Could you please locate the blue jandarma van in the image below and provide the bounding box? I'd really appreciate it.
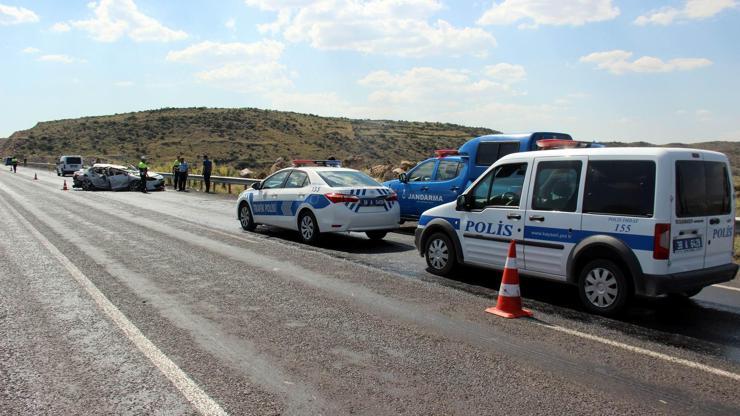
[384,132,600,221]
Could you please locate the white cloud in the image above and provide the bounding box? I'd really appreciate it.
[580,50,712,74]
[114,80,135,87]
[477,0,619,28]
[225,17,236,30]
[0,3,39,25]
[245,0,496,58]
[696,109,712,121]
[167,40,292,93]
[65,0,187,42]
[50,22,71,32]
[484,63,526,83]
[635,0,737,26]
[37,54,80,64]
[22,46,40,54]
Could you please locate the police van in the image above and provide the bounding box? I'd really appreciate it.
[384,132,600,221]
[56,155,84,176]
[414,147,738,315]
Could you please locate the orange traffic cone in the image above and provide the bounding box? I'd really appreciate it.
[62,180,68,191]
[485,241,533,319]
[34,173,38,180]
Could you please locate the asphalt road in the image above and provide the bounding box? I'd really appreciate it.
[1,166,739,415]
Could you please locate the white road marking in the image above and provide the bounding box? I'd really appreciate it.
[713,284,740,293]
[534,321,740,382]
[1,197,229,416]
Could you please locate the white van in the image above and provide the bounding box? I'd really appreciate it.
[415,147,737,315]
[56,155,83,176]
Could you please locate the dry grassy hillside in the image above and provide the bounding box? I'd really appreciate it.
[0,107,496,175]
[604,141,740,178]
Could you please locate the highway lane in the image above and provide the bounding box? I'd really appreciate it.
[1,167,739,415]
[18,167,740,360]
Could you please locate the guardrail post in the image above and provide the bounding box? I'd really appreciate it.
[228,183,231,194]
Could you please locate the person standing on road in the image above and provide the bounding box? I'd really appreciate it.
[177,157,189,191]
[202,155,213,193]
[11,156,18,173]
[138,156,149,194]
[172,156,181,190]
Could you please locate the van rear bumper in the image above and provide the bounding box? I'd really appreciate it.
[640,263,738,296]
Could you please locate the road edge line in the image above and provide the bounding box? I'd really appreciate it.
[0,196,229,416]
[534,321,740,382]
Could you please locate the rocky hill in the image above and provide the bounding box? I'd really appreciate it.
[0,107,497,175]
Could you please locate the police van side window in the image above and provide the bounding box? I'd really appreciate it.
[284,171,309,188]
[476,142,520,166]
[435,160,462,181]
[469,163,527,209]
[409,160,435,182]
[583,161,655,217]
[532,161,582,212]
[262,170,290,189]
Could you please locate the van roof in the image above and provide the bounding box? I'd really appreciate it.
[498,147,728,161]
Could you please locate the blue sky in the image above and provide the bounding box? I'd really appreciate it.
[1,0,739,143]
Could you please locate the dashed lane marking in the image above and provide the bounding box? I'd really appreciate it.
[534,321,740,382]
[0,195,229,416]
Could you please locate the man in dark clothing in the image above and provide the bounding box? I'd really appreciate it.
[11,156,18,173]
[177,157,188,191]
[202,155,213,193]
[138,156,149,193]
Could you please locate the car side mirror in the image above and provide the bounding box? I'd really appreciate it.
[398,172,408,183]
[251,182,262,190]
[456,194,472,211]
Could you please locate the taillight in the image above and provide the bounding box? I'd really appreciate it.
[386,192,398,201]
[653,223,671,260]
[325,193,360,203]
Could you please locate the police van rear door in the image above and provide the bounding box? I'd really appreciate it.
[674,153,734,270]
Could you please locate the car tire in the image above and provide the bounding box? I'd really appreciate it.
[297,210,320,244]
[129,181,139,191]
[81,181,90,191]
[238,202,256,231]
[366,231,387,241]
[578,259,631,316]
[424,232,457,276]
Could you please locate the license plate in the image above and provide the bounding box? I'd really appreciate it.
[359,199,386,207]
[673,237,702,252]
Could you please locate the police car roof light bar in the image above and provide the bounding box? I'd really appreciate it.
[536,139,593,150]
[292,159,342,167]
[434,149,466,158]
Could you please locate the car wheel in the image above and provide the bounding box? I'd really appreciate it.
[57,170,61,177]
[366,231,387,241]
[238,202,256,231]
[81,181,90,191]
[424,232,456,276]
[578,259,630,316]
[129,181,139,191]
[297,211,320,244]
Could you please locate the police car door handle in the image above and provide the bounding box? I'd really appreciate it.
[507,213,521,220]
[420,186,429,191]
[450,186,460,191]
[709,218,720,225]
[529,215,545,222]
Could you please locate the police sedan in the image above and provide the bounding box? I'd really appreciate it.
[236,160,400,243]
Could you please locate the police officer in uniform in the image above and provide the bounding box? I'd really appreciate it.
[172,156,181,190]
[11,156,18,173]
[138,156,149,193]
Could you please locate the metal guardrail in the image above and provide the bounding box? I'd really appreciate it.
[22,162,260,193]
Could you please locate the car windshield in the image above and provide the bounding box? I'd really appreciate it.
[318,171,380,187]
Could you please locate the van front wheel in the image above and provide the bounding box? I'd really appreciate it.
[424,232,457,276]
[578,259,630,316]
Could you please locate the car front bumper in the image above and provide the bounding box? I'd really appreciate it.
[640,263,738,296]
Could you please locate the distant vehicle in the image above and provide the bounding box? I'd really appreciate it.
[236,160,400,244]
[4,157,11,166]
[415,147,737,315]
[384,132,603,221]
[56,155,84,176]
[73,163,165,191]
